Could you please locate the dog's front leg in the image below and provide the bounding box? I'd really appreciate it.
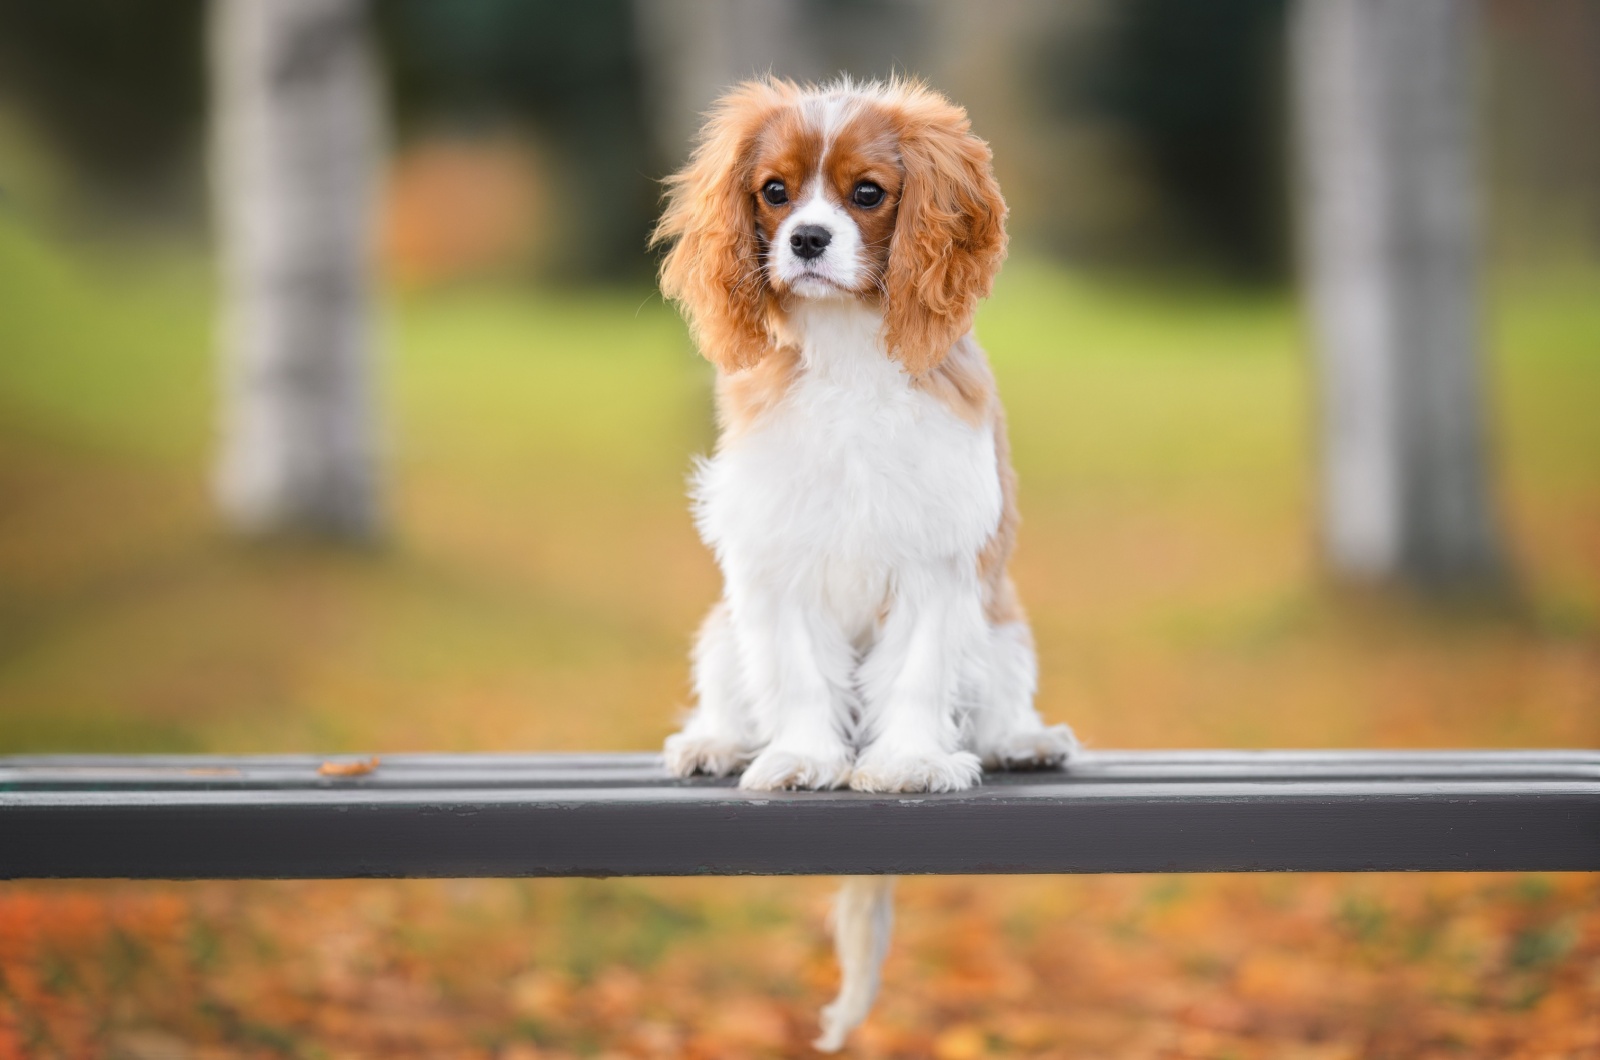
[851,561,985,793]
[732,584,855,791]
[664,602,756,777]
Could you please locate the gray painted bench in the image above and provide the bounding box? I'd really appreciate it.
[4,749,1597,878]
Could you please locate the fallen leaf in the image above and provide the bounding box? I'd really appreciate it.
[319,757,381,777]
[933,1023,988,1060]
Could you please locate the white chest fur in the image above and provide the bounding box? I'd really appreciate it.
[693,302,1001,638]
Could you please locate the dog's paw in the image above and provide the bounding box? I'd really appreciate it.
[663,731,753,778]
[979,723,1079,772]
[850,748,982,793]
[738,747,853,791]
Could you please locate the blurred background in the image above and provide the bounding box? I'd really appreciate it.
[0,1,1596,1057]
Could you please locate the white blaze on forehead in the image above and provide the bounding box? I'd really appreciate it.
[801,87,857,152]
[818,93,853,150]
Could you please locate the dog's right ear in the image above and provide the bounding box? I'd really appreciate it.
[881,82,1008,378]
[652,80,793,373]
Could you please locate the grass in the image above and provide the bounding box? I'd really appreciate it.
[0,212,1597,1057]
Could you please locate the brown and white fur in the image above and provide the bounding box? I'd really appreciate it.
[651,77,1076,1050]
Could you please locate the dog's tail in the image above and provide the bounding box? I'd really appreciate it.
[814,874,896,1052]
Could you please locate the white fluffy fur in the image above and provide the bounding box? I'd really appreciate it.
[681,296,1013,792]
[665,292,1077,793]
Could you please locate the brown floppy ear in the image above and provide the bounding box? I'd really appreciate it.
[651,80,792,372]
[882,87,1008,376]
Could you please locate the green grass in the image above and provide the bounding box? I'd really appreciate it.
[0,211,1596,758]
[0,221,213,462]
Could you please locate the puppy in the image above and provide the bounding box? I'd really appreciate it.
[651,77,1076,1050]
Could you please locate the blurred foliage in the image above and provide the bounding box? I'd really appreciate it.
[3,874,1598,1058]
[376,0,657,280]
[0,0,1300,283]
[1038,0,1289,280]
[0,0,205,218]
[2,0,1586,286]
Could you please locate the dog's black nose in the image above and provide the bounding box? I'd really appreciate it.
[790,224,832,260]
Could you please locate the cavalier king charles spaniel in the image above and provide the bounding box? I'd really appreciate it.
[651,76,1076,1050]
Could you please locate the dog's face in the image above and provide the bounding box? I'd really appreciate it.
[749,103,902,301]
[652,78,1007,376]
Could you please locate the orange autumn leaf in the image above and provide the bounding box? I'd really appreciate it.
[932,1023,989,1060]
[318,756,380,777]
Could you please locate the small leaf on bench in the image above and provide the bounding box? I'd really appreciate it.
[318,756,380,777]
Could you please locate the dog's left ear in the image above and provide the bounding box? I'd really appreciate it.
[652,79,794,373]
[882,90,1008,377]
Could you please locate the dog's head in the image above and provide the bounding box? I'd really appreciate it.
[652,77,1007,376]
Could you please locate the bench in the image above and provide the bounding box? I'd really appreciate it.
[3,749,1596,878]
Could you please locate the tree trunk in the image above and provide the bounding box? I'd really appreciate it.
[210,0,381,539]
[1291,0,1501,588]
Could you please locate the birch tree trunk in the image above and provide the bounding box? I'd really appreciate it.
[210,0,381,539]
[1291,0,1501,588]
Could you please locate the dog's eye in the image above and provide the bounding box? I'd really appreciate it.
[761,180,788,206]
[852,181,884,208]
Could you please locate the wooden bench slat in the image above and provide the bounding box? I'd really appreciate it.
[2,750,1596,879]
